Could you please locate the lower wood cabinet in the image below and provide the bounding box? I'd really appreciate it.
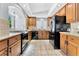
[0,34,21,56]
[60,32,79,56]
[38,31,42,39]
[67,41,77,56]
[9,40,21,56]
[38,31,49,39]
[0,40,7,56]
[0,49,7,56]
[60,33,67,54]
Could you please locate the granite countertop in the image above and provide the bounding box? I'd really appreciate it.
[60,32,79,37]
[0,33,21,41]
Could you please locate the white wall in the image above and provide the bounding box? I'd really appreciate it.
[0,4,9,36]
[9,6,27,31]
[15,12,26,31]
[36,18,47,30]
[0,3,8,19]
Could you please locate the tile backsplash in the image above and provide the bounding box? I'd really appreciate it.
[0,18,9,37]
[71,22,79,33]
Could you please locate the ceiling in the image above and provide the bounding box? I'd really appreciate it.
[9,3,67,18]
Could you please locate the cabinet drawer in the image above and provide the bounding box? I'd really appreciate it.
[0,40,7,51]
[68,35,79,45]
[9,40,21,56]
[9,35,20,46]
[68,41,77,56]
[0,49,7,56]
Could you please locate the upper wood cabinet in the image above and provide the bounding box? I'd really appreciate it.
[56,7,66,16]
[66,3,76,23]
[76,3,79,22]
[47,17,52,26]
[28,17,36,27]
[66,3,79,23]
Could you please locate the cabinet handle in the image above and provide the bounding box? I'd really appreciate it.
[71,38,74,40]
[9,48,11,53]
[65,40,68,45]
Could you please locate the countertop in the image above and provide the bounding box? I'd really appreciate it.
[60,32,79,37]
[0,33,21,41]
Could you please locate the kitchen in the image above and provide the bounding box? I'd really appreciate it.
[0,3,79,56]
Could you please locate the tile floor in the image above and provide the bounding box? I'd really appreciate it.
[21,40,65,56]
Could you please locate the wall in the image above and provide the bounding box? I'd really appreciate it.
[0,3,8,19]
[71,22,79,33]
[0,4,9,36]
[9,6,27,31]
[36,18,48,30]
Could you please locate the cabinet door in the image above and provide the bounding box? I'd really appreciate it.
[67,41,77,56]
[28,17,36,26]
[0,49,7,56]
[66,3,76,23]
[60,33,67,54]
[38,31,43,39]
[42,31,47,39]
[9,40,21,56]
[76,3,79,22]
[0,40,7,56]
[46,31,49,39]
[56,7,66,16]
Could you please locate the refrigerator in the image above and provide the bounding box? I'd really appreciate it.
[54,16,70,49]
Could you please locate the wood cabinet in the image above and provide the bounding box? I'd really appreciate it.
[47,17,52,26]
[9,40,21,56]
[8,35,21,56]
[0,49,7,56]
[0,40,7,56]
[67,41,77,56]
[28,17,36,29]
[56,7,66,16]
[43,31,49,39]
[0,34,21,56]
[66,3,76,23]
[28,31,32,41]
[75,3,79,22]
[60,32,79,56]
[38,31,42,39]
[66,3,79,23]
[60,33,67,54]
[67,35,79,56]
[38,31,49,39]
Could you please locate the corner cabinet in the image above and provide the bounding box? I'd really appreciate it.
[56,7,66,16]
